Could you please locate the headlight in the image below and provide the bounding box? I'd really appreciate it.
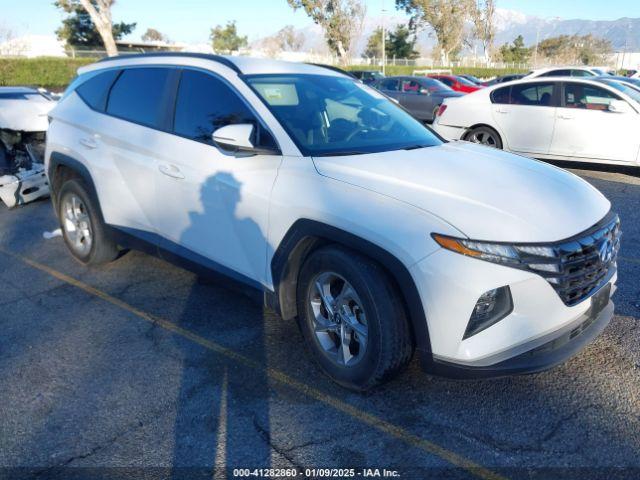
[431,233,556,270]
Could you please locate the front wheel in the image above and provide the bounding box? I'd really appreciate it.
[296,246,414,391]
[464,126,503,149]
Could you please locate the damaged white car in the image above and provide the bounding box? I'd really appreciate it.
[0,87,54,208]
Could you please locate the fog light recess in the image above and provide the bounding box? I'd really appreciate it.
[463,286,513,339]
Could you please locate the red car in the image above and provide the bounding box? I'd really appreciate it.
[428,75,484,94]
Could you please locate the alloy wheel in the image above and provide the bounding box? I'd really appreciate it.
[62,194,93,257]
[308,272,368,367]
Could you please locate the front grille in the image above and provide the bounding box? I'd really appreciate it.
[514,212,621,306]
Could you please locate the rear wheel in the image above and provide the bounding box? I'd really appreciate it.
[465,126,503,149]
[296,246,414,391]
[58,178,118,265]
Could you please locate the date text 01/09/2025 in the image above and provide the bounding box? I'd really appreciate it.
[232,468,401,477]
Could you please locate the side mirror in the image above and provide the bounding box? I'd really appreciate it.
[212,124,256,152]
[608,100,633,114]
[419,87,430,95]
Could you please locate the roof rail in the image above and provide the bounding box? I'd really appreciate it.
[306,63,357,79]
[97,52,242,74]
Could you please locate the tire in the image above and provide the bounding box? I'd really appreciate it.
[57,178,118,265]
[296,245,414,391]
[464,126,503,149]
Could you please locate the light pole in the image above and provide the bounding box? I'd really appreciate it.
[381,0,386,75]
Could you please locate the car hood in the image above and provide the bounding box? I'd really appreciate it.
[0,98,54,132]
[312,142,610,243]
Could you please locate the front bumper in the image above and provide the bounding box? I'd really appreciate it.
[410,247,616,378]
[421,295,614,379]
[0,165,50,208]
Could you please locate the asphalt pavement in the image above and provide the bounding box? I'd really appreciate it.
[0,162,639,480]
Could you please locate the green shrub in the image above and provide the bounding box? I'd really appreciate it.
[0,57,96,90]
[344,65,529,79]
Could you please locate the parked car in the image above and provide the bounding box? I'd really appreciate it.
[482,74,525,86]
[525,66,610,78]
[434,77,640,166]
[350,70,385,85]
[0,86,53,208]
[595,75,640,92]
[428,74,484,93]
[374,76,463,122]
[458,74,484,85]
[46,54,620,390]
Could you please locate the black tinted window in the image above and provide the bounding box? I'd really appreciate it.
[379,79,399,91]
[571,69,594,77]
[107,68,174,128]
[541,69,570,77]
[491,86,511,104]
[510,83,555,106]
[174,70,276,149]
[76,69,120,111]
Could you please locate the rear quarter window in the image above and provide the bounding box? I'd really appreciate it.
[76,69,120,112]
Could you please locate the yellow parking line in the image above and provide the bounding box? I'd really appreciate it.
[6,250,505,480]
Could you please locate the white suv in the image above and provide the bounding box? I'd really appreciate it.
[45,54,620,390]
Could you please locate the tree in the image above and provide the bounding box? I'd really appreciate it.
[210,21,248,54]
[55,0,135,56]
[499,35,530,63]
[363,27,383,58]
[260,25,304,57]
[396,0,474,65]
[535,34,612,65]
[387,25,419,59]
[141,28,168,43]
[470,0,495,61]
[287,0,366,64]
[276,25,304,51]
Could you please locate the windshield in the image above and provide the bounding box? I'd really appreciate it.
[599,80,640,104]
[421,78,452,92]
[246,74,442,157]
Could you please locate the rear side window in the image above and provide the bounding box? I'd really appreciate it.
[491,83,555,106]
[511,83,555,106]
[76,69,120,112]
[173,69,276,149]
[106,68,174,129]
[541,69,570,77]
[491,86,511,104]
[379,79,399,91]
[439,77,454,87]
[571,69,594,77]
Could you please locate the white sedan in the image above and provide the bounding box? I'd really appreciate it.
[433,77,640,166]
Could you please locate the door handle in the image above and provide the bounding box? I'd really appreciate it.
[558,114,574,120]
[495,108,508,114]
[79,137,98,149]
[158,163,185,179]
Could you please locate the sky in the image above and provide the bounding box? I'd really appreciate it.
[1,0,640,45]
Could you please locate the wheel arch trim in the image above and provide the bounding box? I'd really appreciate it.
[48,151,103,220]
[270,219,432,357]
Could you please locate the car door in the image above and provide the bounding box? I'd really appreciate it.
[490,81,558,155]
[152,68,282,285]
[95,66,179,234]
[549,82,639,162]
[398,79,432,120]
